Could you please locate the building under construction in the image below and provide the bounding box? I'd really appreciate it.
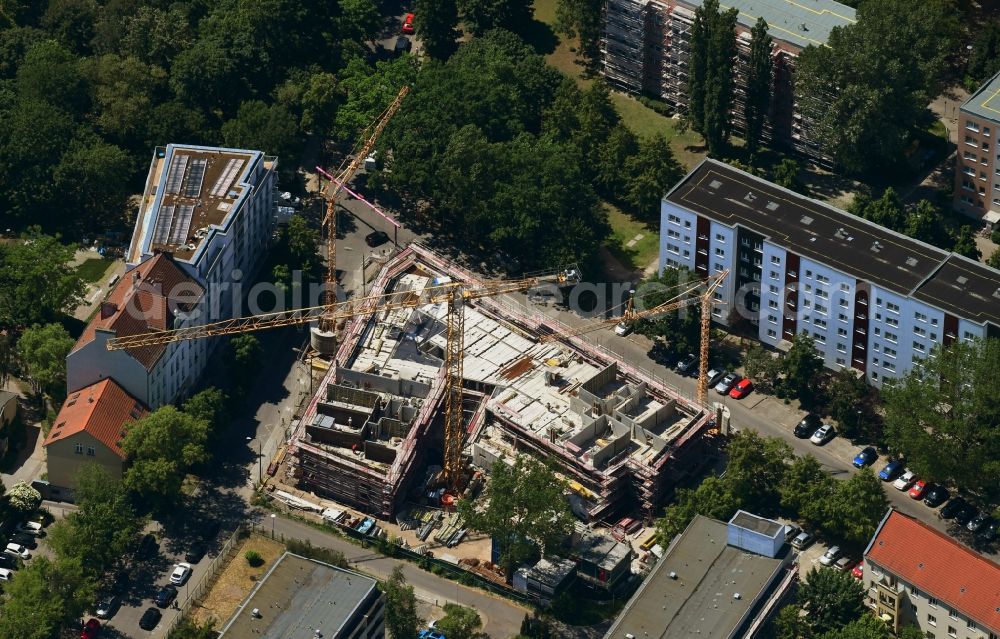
[288,245,715,522]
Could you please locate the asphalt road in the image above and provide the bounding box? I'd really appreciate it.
[265,515,530,638]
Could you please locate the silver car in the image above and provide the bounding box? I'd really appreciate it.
[715,372,740,394]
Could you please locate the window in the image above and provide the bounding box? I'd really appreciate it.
[768,285,779,294]
[947,627,956,638]
[948,609,958,620]
[816,289,829,299]
[913,341,925,352]
[770,271,780,280]
[714,262,724,272]
[816,274,830,284]
[928,597,938,608]
[885,347,897,357]
[914,326,926,337]
[839,298,849,307]
[928,615,937,626]
[967,620,977,630]
[965,135,977,146]
[768,315,778,324]
[87,446,96,457]
[715,247,725,256]
[668,214,681,224]
[885,331,898,343]
[839,283,850,292]
[684,220,691,228]
[886,301,900,313]
[838,328,848,337]
[967,120,980,132]
[931,318,938,326]
[768,300,779,310]
[805,269,813,278]
[837,343,847,353]
[668,229,681,239]
[815,318,827,328]
[876,298,883,307]
[886,317,899,327]
[75,444,84,455]
[767,329,777,338]
[839,313,849,323]
[771,255,781,264]
[715,233,726,242]
[963,331,976,341]
[813,332,825,342]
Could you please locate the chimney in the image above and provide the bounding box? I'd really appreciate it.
[100,301,118,319]
[132,271,140,290]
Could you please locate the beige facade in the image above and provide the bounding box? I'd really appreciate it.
[45,431,124,490]
[955,71,1000,223]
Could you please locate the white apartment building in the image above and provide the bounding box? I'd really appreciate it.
[659,159,1000,386]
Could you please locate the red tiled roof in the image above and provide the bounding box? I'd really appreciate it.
[42,379,147,458]
[866,510,1000,632]
[72,254,203,370]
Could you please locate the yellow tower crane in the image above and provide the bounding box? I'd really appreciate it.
[317,85,409,332]
[540,269,728,404]
[106,267,580,490]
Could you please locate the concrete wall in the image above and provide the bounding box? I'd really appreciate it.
[67,331,151,405]
[45,432,123,490]
[337,368,432,399]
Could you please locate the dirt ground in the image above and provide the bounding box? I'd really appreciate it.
[190,535,287,627]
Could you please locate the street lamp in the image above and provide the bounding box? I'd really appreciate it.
[247,436,261,485]
[270,513,276,539]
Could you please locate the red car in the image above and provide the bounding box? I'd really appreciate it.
[401,13,414,34]
[81,618,101,639]
[729,378,754,399]
[908,480,928,499]
[850,561,864,580]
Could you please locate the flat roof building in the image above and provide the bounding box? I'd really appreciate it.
[955,71,1000,223]
[220,552,384,639]
[660,159,1000,386]
[604,513,795,639]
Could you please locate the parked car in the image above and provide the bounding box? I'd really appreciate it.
[850,561,864,580]
[393,36,412,55]
[852,446,878,468]
[783,524,800,542]
[834,556,854,572]
[9,533,36,549]
[136,533,157,559]
[95,595,118,619]
[923,485,950,508]
[5,543,30,560]
[365,230,390,247]
[0,568,12,581]
[810,424,835,445]
[955,503,978,526]
[967,513,991,533]
[940,497,969,520]
[0,555,19,570]
[139,607,161,631]
[819,545,841,566]
[790,531,815,550]
[715,373,740,395]
[613,321,633,337]
[794,414,823,439]
[729,378,754,399]
[169,562,192,586]
[908,480,929,500]
[706,368,726,387]
[401,12,414,34]
[418,631,445,639]
[977,520,998,542]
[675,353,698,375]
[81,618,101,639]
[16,521,44,536]
[878,460,905,481]
[154,585,177,608]
[892,470,917,491]
[185,541,207,564]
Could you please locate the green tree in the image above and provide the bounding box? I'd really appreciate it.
[299,72,341,135]
[334,55,417,142]
[822,470,888,546]
[848,189,906,233]
[15,323,74,398]
[183,387,230,437]
[435,603,488,639]
[633,267,701,354]
[987,247,1000,269]
[822,615,891,639]
[895,625,926,639]
[744,18,772,155]
[457,0,532,35]
[655,475,739,542]
[47,464,144,576]
[724,430,791,509]
[86,53,168,147]
[595,125,639,198]
[15,39,88,115]
[796,567,866,636]
[825,369,872,440]
[121,406,210,505]
[0,333,12,386]
[40,0,97,54]
[120,5,194,67]
[0,230,83,329]
[459,455,574,580]
[167,618,218,639]
[967,19,1000,85]
[687,0,711,133]
[772,158,805,194]
[778,454,834,524]
[282,216,322,276]
[743,344,781,393]
[689,1,737,153]
[783,332,823,402]
[222,100,301,165]
[554,0,603,63]
[415,0,459,60]
[0,555,95,639]
[52,139,133,234]
[772,604,812,639]
[904,199,950,248]
[227,334,264,396]
[339,0,381,42]
[951,225,982,261]
[383,566,422,639]
[882,339,1000,498]
[623,133,684,221]
[6,480,41,515]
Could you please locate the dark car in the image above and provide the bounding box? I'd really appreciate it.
[0,555,19,570]
[940,496,969,520]
[878,459,904,481]
[923,485,950,508]
[648,341,674,365]
[675,353,698,376]
[955,503,978,527]
[96,595,118,619]
[136,534,157,559]
[185,540,207,564]
[9,533,37,549]
[154,585,177,608]
[853,447,878,468]
[794,414,823,439]
[978,520,998,542]
[393,36,412,55]
[365,230,389,247]
[967,513,991,533]
[138,607,161,631]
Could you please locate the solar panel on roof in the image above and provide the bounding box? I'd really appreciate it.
[164,155,189,194]
[152,206,175,244]
[168,205,195,245]
[208,158,245,198]
[183,158,207,198]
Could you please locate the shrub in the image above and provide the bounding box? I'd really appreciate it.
[245,550,264,567]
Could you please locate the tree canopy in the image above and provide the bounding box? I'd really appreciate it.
[15,323,74,398]
[121,405,210,506]
[382,566,421,639]
[0,230,83,330]
[0,555,95,639]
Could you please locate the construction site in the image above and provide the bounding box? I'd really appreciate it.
[284,244,716,524]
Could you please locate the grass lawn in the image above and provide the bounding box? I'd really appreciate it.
[75,257,114,283]
[604,203,659,273]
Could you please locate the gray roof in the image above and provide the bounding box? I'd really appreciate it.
[604,515,787,639]
[665,160,1000,327]
[219,552,379,638]
[575,528,632,570]
[679,0,856,49]
[961,70,1000,123]
[730,510,784,537]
